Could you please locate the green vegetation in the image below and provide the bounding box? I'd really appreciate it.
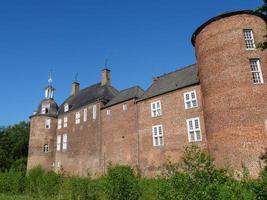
[0,145,266,200]
[256,0,267,50]
[0,121,29,173]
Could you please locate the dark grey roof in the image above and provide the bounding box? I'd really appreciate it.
[58,83,119,114]
[104,86,144,108]
[191,10,267,46]
[139,64,199,101]
[30,98,58,118]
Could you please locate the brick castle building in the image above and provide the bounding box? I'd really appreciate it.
[27,10,267,177]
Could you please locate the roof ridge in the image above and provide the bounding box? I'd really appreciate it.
[155,64,196,79]
[118,85,143,93]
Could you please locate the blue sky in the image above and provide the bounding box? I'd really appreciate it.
[0,0,263,126]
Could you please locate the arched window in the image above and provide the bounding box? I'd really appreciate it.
[43,144,49,153]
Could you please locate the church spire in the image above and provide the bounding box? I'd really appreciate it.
[45,72,55,99]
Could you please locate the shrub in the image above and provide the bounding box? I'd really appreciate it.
[157,145,256,200]
[105,165,141,200]
[0,170,25,194]
[57,176,97,200]
[26,166,61,197]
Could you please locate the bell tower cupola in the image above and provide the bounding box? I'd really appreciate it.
[45,73,55,99]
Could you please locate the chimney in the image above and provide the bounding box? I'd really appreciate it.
[71,82,80,96]
[101,68,111,86]
[153,76,160,83]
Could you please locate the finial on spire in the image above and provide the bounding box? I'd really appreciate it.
[104,58,108,69]
[48,70,53,86]
[45,70,55,99]
[74,73,78,83]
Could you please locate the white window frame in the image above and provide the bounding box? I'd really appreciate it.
[41,107,47,114]
[107,109,111,116]
[243,29,256,49]
[184,90,198,109]
[93,105,97,120]
[64,104,69,112]
[249,59,264,84]
[186,117,202,142]
[45,118,51,129]
[83,108,87,122]
[62,134,67,150]
[57,118,62,129]
[151,101,162,117]
[43,144,49,153]
[41,103,50,114]
[57,135,61,151]
[123,104,127,111]
[152,125,164,146]
[75,112,80,124]
[63,117,68,128]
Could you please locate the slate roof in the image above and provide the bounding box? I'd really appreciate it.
[138,64,199,101]
[104,86,144,108]
[58,83,119,114]
[31,98,58,118]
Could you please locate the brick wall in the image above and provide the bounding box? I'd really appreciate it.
[138,85,207,176]
[195,14,267,176]
[101,99,138,172]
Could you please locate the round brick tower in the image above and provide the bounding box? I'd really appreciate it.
[192,10,267,176]
[27,76,58,171]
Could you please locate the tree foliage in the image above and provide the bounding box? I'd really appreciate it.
[256,0,267,50]
[0,121,30,172]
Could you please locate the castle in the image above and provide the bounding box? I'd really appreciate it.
[27,10,267,177]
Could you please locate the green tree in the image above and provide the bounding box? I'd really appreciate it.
[0,121,30,172]
[256,0,267,49]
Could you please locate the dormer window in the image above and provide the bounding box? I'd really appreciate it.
[41,107,47,114]
[41,103,50,114]
[64,104,69,112]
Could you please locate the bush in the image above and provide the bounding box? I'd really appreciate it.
[157,145,257,200]
[58,176,97,200]
[26,166,61,197]
[0,170,25,194]
[105,165,141,200]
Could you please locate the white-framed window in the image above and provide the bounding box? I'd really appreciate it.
[152,125,164,146]
[57,118,62,129]
[41,103,50,114]
[75,112,80,124]
[93,105,97,120]
[62,134,67,150]
[250,59,264,84]
[63,117,68,128]
[45,118,51,129]
[83,109,87,122]
[57,135,61,151]
[43,144,49,153]
[123,104,127,111]
[107,109,111,116]
[64,104,69,112]
[151,101,161,117]
[41,107,47,114]
[186,117,202,142]
[184,90,198,109]
[243,29,256,49]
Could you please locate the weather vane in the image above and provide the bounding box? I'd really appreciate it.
[48,70,53,86]
[74,73,78,82]
[105,58,108,68]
